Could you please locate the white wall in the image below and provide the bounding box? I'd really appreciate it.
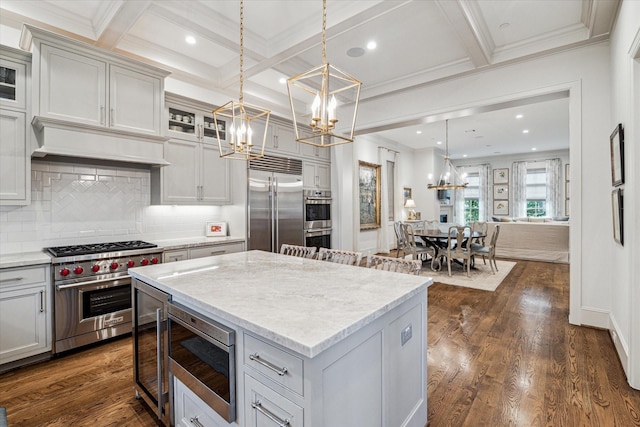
[608,0,640,389]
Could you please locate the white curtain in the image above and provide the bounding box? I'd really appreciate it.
[545,158,562,217]
[377,147,392,253]
[478,164,491,221]
[512,161,528,217]
[454,187,464,224]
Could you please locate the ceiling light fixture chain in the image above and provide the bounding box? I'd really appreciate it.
[321,0,327,64]
[213,0,270,161]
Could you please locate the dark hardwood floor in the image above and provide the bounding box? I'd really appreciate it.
[1,259,639,426]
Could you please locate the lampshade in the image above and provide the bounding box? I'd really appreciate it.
[287,0,362,148]
[427,120,469,190]
[213,0,270,161]
[404,199,416,208]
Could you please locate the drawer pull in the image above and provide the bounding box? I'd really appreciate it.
[249,353,288,376]
[40,290,45,313]
[251,400,291,426]
[210,250,226,255]
[0,277,24,284]
[189,416,205,427]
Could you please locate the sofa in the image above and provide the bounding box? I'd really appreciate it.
[487,220,570,263]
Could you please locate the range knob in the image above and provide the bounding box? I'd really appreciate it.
[140,258,149,266]
[74,266,84,275]
[109,262,119,270]
[60,268,70,277]
[151,257,159,264]
[127,260,135,268]
[91,264,100,273]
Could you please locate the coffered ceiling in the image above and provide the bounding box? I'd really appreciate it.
[0,0,620,158]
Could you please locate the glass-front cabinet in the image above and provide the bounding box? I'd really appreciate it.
[166,93,226,143]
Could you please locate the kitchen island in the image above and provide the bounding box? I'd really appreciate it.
[129,250,430,427]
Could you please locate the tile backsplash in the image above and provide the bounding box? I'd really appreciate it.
[0,160,241,255]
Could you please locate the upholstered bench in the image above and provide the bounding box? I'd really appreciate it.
[488,221,570,263]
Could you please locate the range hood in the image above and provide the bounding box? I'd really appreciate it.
[31,116,170,167]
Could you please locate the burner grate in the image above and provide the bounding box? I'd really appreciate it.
[46,240,157,257]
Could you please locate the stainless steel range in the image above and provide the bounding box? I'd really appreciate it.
[46,240,162,353]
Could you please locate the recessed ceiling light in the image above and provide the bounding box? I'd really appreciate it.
[185,35,196,45]
[531,147,537,151]
[416,130,422,134]
[279,77,286,84]
[463,154,467,158]
[436,140,442,145]
[522,129,529,134]
[367,41,377,50]
[516,114,523,119]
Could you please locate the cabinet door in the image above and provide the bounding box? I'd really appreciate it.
[303,161,330,191]
[268,124,299,155]
[0,284,48,363]
[109,65,161,135]
[162,139,199,204]
[300,142,330,161]
[244,374,304,427]
[0,109,28,204]
[315,163,330,190]
[40,44,106,126]
[0,57,26,109]
[201,142,231,204]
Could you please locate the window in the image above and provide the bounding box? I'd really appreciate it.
[387,160,395,221]
[526,167,546,217]
[463,172,480,224]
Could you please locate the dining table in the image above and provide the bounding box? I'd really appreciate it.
[414,228,487,272]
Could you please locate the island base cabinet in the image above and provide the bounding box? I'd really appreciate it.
[174,376,228,427]
[244,374,303,427]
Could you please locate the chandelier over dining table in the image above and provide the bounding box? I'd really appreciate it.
[427,119,469,190]
[287,0,362,148]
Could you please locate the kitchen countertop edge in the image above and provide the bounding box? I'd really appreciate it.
[0,251,52,269]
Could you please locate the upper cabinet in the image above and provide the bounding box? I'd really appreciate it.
[38,44,162,135]
[0,46,31,206]
[166,95,225,144]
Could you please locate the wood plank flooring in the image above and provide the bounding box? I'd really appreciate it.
[1,259,639,426]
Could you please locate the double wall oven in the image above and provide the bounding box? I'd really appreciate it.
[46,241,162,354]
[304,189,332,249]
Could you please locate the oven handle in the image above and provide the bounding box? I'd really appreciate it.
[304,198,331,204]
[304,228,332,237]
[55,276,130,291]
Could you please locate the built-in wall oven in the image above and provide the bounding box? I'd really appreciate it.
[304,190,331,249]
[168,301,236,423]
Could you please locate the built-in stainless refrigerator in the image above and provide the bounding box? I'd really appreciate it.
[248,155,304,252]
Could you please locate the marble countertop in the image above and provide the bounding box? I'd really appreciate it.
[0,251,51,269]
[153,236,245,251]
[129,250,431,358]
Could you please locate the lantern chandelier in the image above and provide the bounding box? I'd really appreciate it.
[427,120,469,190]
[287,0,362,148]
[213,0,270,160]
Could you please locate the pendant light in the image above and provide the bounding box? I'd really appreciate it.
[287,0,362,148]
[213,0,270,160]
[427,120,469,190]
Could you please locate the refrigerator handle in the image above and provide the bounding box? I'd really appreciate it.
[273,176,279,252]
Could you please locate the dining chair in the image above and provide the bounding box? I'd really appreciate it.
[365,254,422,275]
[394,221,407,258]
[424,220,440,233]
[470,221,488,245]
[399,223,434,262]
[443,226,473,277]
[280,244,317,259]
[317,248,363,266]
[471,224,500,274]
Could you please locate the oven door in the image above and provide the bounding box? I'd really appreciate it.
[54,277,132,353]
[305,228,331,249]
[304,198,331,230]
[168,303,236,423]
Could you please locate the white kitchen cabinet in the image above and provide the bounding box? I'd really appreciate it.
[0,264,51,365]
[151,138,230,205]
[163,242,245,263]
[167,104,224,144]
[162,250,188,263]
[173,376,227,427]
[299,142,330,161]
[250,120,299,157]
[0,47,31,206]
[303,161,330,191]
[37,44,162,135]
[244,374,304,427]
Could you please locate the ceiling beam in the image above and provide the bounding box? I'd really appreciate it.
[95,0,152,49]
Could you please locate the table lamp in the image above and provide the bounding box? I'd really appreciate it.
[404,199,417,220]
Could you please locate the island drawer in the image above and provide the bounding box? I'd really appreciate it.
[243,333,304,396]
[0,265,47,287]
[244,374,303,427]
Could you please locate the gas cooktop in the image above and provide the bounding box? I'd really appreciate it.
[46,240,157,258]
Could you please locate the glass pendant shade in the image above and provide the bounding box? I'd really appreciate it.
[287,0,362,148]
[427,120,468,190]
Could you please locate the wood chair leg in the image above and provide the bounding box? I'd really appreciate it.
[447,258,452,276]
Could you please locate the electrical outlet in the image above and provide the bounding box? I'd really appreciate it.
[401,324,412,346]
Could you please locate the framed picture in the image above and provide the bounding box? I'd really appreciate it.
[610,123,624,186]
[493,184,509,200]
[403,187,412,205]
[611,188,623,245]
[359,161,381,230]
[493,200,509,215]
[206,221,227,237]
[493,168,509,184]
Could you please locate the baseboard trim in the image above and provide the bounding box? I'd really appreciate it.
[579,307,610,329]
[609,314,631,380]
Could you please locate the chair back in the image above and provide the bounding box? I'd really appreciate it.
[424,220,440,232]
[394,221,406,249]
[470,221,488,244]
[366,254,422,275]
[317,248,363,266]
[489,224,500,248]
[399,223,434,260]
[280,244,317,259]
[446,226,472,256]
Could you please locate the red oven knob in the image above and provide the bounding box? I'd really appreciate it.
[91,264,100,272]
[127,260,135,268]
[110,262,119,270]
[74,266,84,275]
[140,258,149,266]
[60,268,70,277]
[151,257,159,264]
